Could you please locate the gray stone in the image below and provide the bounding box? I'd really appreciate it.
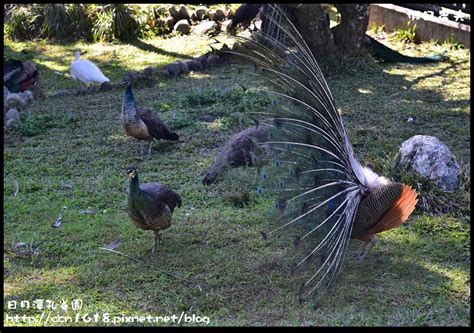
[207,53,220,66]
[215,8,226,21]
[184,59,203,72]
[207,10,216,22]
[176,61,190,75]
[164,63,180,76]
[195,7,207,20]
[178,5,190,20]
[193,20,218,35]
[6,108,20,122]
[169,5,179,20]
[197,56,209,68]
[6,93,27,110]
[398,135,460,191]
[173,19,191,34]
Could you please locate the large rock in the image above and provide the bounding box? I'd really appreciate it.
[193,20,218,35]
[173,19,191,34]
[215,8,226,21]
[169,5,179,20]
[178,5,190,21]
[5,108,20,123]
[398,135,460,191]
[195,7,207,21]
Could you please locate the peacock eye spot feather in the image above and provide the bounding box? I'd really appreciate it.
[257,187,264,194]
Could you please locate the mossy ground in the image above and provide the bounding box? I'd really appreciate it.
[3,29,470,326]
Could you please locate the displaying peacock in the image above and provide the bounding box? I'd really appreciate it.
[70,51,109,92]
[203,124,271,185]
[121,74,179,155]
[231,4,418,303]
[125,167,182,253]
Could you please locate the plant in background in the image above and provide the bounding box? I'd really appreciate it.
[66,4,94,41]
[136,4,170,39]
[91,4,139,42]
[393,20,419,43]
[4,4,45,40]
[42,4,72,40]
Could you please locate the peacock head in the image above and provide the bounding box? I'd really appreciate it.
[125,166,138,179]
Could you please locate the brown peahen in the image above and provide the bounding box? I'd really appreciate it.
[125,167,182,253]
[203,124,271,185]
[231,4,418,303]
[121,74,179,155]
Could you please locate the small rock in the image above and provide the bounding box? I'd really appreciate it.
[164,63,181,76]
[19,90,33,103]
[192,20,218,35]
[197,56,209,68]
[207,53,220,66]
[184,59,203,72]
[176,61,190,75]
[174,19,191,34]
[5,108,20,122]
[195,7,207,20]
[6,93,26,110]
[215,8,226,21]
[143,67,159,77]
[169,5,179,20]
[178,5,190,21]
[207,10,216,22]
[398,135,460,191]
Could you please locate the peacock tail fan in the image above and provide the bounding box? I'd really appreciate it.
[228,4,370,303]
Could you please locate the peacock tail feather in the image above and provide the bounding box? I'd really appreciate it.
[228,4,392,302]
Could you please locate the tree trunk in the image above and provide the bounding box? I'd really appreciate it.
[293,4,336,58]
[331,4,370,54]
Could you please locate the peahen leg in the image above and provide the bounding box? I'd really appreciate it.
[151,230,162,254]
[148,141,153,155]
[357,234,379,261]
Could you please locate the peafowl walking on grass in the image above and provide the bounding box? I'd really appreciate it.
[125,167,182,254]
[121,74,179,156]
[70,51,109,93]
[231,4,418,304]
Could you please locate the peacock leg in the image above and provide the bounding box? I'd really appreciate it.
[357,234,379,261]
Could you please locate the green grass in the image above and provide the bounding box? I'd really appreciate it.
[3,32,470,326]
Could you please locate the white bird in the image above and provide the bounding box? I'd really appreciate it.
[70,51,109,93]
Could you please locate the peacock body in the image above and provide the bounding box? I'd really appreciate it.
[232,4,418,303]
[70,51,110,86]
[121,75,179,155]
[126,167,182,253]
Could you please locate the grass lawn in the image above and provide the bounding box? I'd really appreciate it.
[3,31,470,326]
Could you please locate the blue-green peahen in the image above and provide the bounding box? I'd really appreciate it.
[121,74,179,155]
[231,4,418,303]
[125,167,182,253]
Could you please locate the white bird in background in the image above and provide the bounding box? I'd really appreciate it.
[70,51,109,93]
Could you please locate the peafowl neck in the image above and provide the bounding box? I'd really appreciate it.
[121,85,140,123]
